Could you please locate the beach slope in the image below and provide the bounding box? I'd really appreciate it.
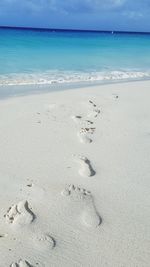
[0,80,150,266]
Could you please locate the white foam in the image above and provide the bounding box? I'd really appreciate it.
[0,70,150,85]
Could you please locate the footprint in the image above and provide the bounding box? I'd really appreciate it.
[75,155,96,177]
[86,120,94,125]
[34,233,56,251]
[112,93,119,99]
[89,100,97,107]
[72,115,82,124]
[10,260,33,267]
[5,201,35,226]
[77,130,92,144]
[88,108,100,118]
[88,100,101,118]
[62,185,101,228]
[77,128,95,144]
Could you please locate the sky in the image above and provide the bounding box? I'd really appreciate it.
[0,0,150,32]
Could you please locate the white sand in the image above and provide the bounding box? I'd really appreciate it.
[0,80,150,266]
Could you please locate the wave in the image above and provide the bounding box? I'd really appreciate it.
[0,70,150,85]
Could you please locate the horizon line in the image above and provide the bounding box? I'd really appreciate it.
[0,25,150,34]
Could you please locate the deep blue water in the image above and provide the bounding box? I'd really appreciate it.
[0,27,150,85]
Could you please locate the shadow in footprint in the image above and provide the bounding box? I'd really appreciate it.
[75,155,96,177]
[10,259,34,267]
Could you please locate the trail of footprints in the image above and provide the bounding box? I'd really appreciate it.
[72,100,100,178]
[72,100,100,144]
[70,101,102,228]
[5,100,102,266]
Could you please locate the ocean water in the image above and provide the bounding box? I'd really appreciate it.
[0,27,150,85]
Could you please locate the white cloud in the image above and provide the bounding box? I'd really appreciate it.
[0,0,149,18]
[123,11,143,19]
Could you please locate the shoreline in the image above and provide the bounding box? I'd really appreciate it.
[0,77,150,100]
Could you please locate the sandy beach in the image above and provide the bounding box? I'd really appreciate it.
[0,80,150,266]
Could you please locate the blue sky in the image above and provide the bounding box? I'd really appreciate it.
[0,0,150,32]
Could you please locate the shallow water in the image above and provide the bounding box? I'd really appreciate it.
[0,27,150,85]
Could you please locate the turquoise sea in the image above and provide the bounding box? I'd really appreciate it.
[0,27,150,85]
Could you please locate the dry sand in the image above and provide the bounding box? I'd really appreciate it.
[0,80,150,266]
